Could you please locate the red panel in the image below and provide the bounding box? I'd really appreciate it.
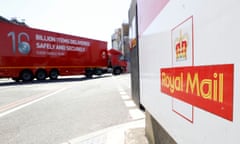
[160,64,234,121]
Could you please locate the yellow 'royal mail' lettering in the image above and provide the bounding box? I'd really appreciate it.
[186,73,200,96]
[160,64,233,121]
[162,71,224,103]
[161,72,183,93]
[186,72,224,103]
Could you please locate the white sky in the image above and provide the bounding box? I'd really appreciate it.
[0,0,131,48]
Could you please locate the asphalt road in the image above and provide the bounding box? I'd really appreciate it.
[0,74,140,144]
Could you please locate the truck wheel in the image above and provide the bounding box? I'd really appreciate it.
[12,78,20,82]
[85,69,93,78]
[20,70,34,82]
[49,69,59,80]
[36,69,47,80]
[94,69,103,75]
[113,67,122,75]
[85,73,93,78]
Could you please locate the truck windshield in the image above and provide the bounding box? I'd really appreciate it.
[119,55,125,61]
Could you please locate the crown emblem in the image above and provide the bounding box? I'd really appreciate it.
[175,30,188,61]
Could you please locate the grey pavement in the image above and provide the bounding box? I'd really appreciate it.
[61,119,149,144]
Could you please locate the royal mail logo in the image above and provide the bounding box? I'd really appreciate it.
[160,64,234,121]
[172,16,193,65]
[175,31,188,61]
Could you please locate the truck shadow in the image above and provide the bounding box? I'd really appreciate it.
[0,75,112,87]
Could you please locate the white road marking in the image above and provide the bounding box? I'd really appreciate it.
[0,87,69,118]
[124,100,136,108]
[129,109,145,120]
[121,95,131,100]
[120,91,127,95]
[117,84,145,121]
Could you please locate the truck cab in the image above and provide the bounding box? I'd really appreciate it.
[108,49,127,75]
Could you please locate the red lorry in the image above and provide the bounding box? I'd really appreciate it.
[0,20,127,82]
[107,48,127,75]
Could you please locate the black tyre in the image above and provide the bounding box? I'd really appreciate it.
[85,73,93,78]
[12,78,20,82]
[20,70,34,82]
[49,69,59,80]
[113,67,122,75]
[85,69,93,78]
[94,69,103,75]
[36,69,47,80]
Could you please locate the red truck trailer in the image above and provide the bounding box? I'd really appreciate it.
[0,20,126,82]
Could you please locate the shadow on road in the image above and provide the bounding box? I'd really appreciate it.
[0,75,112,87]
